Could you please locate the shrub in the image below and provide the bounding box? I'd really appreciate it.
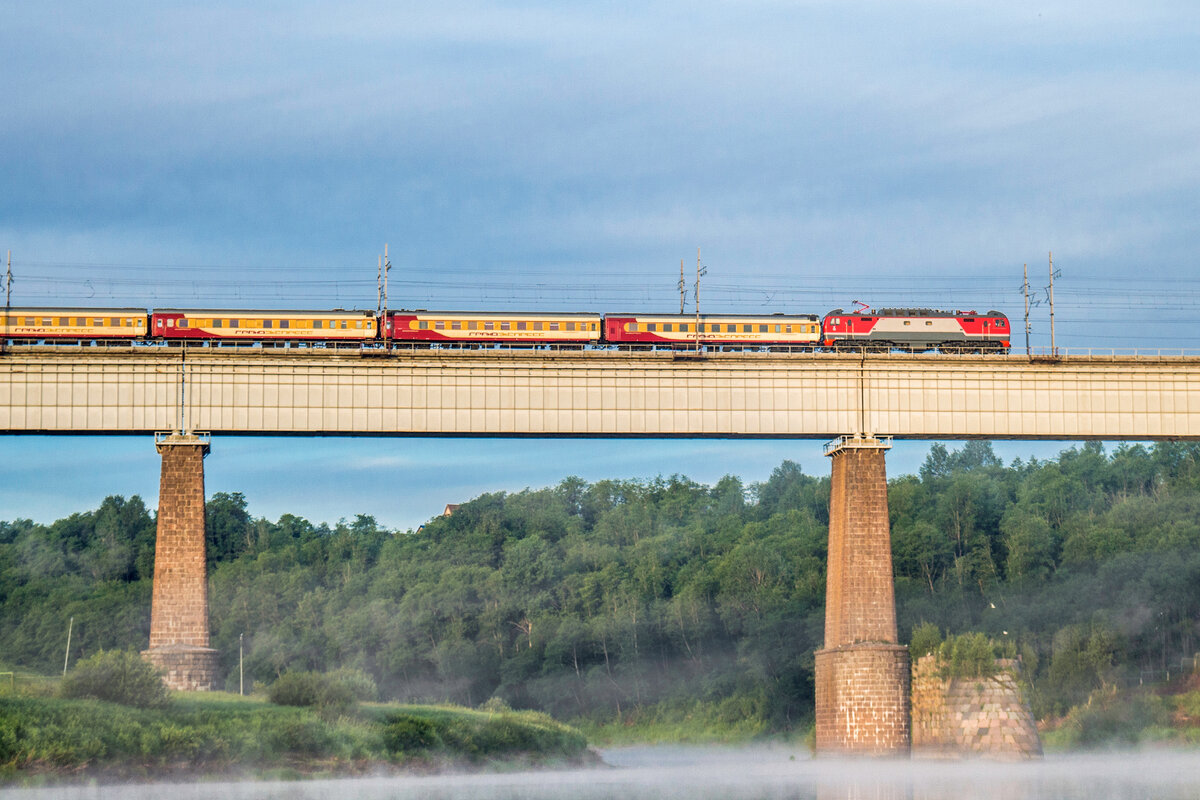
[327,667,379,702]
[938,632,998,679]
[382,713,441,753]
[909,622,942,659]
[267,670,355,712]
[59,650,170,709]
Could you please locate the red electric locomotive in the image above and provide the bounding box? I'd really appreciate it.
[822,306,1011,352]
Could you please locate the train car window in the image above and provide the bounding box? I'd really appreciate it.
[355,321,363,328]
[313,320,323,329]
[92,318,103,326]
[648,323,656,331]
[591,323,598,331]
[435,321,445,330]
[549,322,559,331]
[418,321,428,330]
[451,321,462,330]
[484,321,494,330]
[759,325,767,333]
[230,319,239,328]
[997,320,1006,327]
[278,320,288,329]
[341,320,348,329]
[775,325,781,333]
[213,319,223,328]
[516,321,526,331]
[499,321,509,330]
[179,320,189,328]
[532,322,542,331]
[263,320,272,328]
[964,318,975,323]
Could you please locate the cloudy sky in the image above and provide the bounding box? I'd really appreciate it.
[3,2,1198,528]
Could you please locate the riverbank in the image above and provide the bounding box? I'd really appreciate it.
[0,693,592,785]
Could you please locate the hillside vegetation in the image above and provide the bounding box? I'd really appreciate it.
[2,441,1199,737]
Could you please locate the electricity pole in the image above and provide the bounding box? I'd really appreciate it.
[383,244,391,350]
[1048,252,1059,356]
[3,251,11,354]
[694,247,706,350]
[678,259,685,314]
[1023,263,1031,356]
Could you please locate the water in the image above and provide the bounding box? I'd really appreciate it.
[4,747,1200,799]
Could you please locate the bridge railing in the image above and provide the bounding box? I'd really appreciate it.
[4,339,1200,359]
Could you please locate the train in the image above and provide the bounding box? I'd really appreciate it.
[0,305,1012,352]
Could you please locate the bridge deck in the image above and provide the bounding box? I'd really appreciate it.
[0,349,1196,438]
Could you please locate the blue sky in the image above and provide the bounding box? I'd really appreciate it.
[2,2,1198,528]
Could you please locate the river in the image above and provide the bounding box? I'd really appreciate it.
[4,746,1200,799]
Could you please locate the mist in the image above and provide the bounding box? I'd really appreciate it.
[6,748,1200,799]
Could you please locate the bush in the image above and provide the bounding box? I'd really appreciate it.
[59,650,170,709]
[267,670,355,712]
[327,667,379,702]
[909,622,942,659]
[382,713,441,753]
[938,632,998,679]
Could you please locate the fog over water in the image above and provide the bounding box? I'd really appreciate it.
[6,747,1200,800]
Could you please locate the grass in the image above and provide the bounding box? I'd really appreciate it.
[0,691,590,785]
[570,697,796,747]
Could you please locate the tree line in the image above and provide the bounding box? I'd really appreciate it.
[2,440,1199,725]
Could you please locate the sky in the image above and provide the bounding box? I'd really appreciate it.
[2,2,1199,529]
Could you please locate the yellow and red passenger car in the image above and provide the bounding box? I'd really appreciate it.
[604,313,821,347]
[0,307,148,340]
[150,309,377,341]
[387,311,602,344]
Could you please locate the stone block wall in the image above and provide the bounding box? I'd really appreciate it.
[142,436,218,691]
[911,654,1042,759]
[815,643,911,756]
[815,442,910,756]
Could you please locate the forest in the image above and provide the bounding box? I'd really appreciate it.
[2,440,1199,731]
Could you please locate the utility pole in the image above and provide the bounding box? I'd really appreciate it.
[1023,263,1031,356]
[3,251,11,355]
[694,247,706,350]
[383,244,391,350]
[678,259,685,314]
[1048,252,1059,356]
[376,255,383,314]
[63,616,73,676]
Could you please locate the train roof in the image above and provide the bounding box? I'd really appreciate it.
[153,308,377,317]
[827,308,1007,318]
[4,306,148,314]
[391,310,602,318]
[606,312,820,320]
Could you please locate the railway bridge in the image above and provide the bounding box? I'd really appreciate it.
[2,347,1198,755]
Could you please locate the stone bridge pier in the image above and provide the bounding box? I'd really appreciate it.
[814,435,911,756]
[141,432,220,691]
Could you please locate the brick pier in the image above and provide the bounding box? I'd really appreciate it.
[141,433,219,691]
[814,436,911,756]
